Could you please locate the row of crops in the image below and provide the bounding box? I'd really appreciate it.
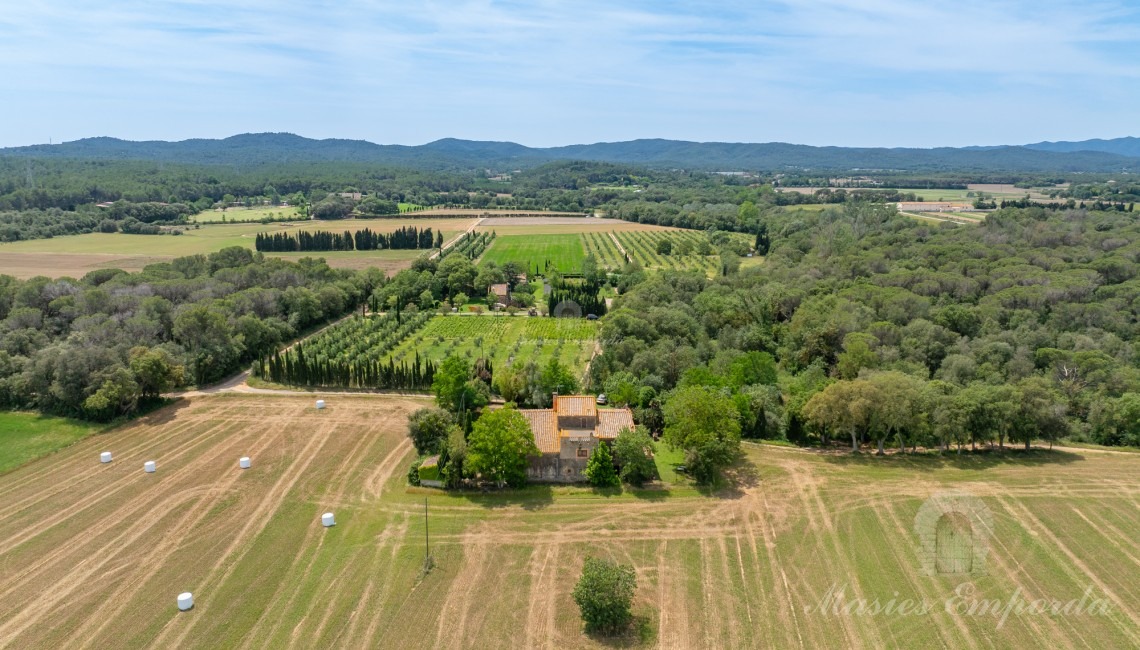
[385,316,598,379]
[580,232,627,268]
[253,311,435,388]
[440,230,496,260]
[614,230,721,274]
[255,313,600,391]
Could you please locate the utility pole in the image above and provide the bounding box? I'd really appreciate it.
[423,497,433,571]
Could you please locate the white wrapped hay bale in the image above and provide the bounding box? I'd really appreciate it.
[144,461,156,473]
[321,512,335,527]
[100,451,112,463]
[239,456,251,469]
[316,399,326,410]
[177,592,193,611]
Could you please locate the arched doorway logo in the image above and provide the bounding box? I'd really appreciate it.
[914,491,992,576]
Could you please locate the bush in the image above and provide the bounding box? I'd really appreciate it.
[572,556,637,634]
[583,440,619,487]
[407,458,423,486]
[407,407,454,454]
[613,427,656,486]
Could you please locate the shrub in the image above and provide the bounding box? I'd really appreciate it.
[583,440,619,487]
[572,556,637,634]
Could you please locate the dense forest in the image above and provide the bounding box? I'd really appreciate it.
[588,205,1140,449]
[0,248,378,421]
[1,154,1136,244]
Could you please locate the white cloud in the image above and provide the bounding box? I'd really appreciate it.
[1,1,1138,146]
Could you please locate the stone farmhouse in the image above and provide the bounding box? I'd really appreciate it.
[520,395,635,482]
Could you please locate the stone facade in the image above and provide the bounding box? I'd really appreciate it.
[520,396,634,483]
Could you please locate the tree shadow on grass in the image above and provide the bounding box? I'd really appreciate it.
[122,397,188,428]
[628,486,669,502]
[819,447,1084,471]
[702,456,762,500]
[458,484,555,511]
[585,612,656,648]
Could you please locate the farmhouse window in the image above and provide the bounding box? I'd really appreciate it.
[577,448,589,458]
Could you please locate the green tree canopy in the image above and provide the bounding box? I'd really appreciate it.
[583,440,619,487]
[572,556,637,634]
[662,386,741,484]
[465,406,538,488]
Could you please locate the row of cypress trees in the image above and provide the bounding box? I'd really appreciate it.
[254,227,437,252]
[354,226,440,250]
[256,345,436,389]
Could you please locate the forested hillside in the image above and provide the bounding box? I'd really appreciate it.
[3,133,1138,172]
[591,205,1140,449]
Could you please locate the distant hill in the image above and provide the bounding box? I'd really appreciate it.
[1022,136,1140,159]
[2,133,1137,173]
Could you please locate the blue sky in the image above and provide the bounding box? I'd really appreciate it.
[2,0,1139,148]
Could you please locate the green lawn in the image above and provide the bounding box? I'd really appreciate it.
[0,412,105,474]
[480,234,586,276]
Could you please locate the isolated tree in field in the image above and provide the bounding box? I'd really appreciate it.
[465,406,538,488]
[572,556,637,634]
[407,407,454,454]
[656,238,672,255]
[612,427,656,486]
[662,386,741,484]
[584,440,619,487]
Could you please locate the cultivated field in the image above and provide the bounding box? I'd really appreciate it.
[0,218,476,278]
[481,234,587,276]
[0,393,1137,649]
[191,206,299,223]
[387,315,598,376]
[475,218,685,235]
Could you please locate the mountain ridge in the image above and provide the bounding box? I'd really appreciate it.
[2,133,1137,173]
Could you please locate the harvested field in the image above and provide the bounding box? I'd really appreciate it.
[0,218,474,278]
[477,219,685,235]
[0,250,422,279]
[480,217,612,226]
[0,394,1137,648]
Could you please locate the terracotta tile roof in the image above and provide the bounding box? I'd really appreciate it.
[554,395,596,418]
[519,409,558,453]
[596,409,635,439]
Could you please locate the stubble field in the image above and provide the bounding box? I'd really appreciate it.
[0,218,476,278]
[0,394,1137,649]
